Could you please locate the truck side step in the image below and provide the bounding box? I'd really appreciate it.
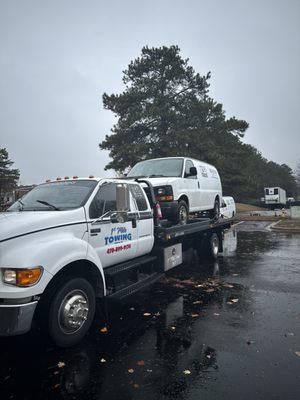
[104,255,157,278]
[107,272,163,300]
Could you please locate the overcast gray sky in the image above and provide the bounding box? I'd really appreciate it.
[1,0,299,184]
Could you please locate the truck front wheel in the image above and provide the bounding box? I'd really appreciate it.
[47,278,96,347]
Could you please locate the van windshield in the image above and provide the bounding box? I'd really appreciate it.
[128,159,184,178]
[7,180,97,211]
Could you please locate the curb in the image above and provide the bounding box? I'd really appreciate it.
[270,226,300,233]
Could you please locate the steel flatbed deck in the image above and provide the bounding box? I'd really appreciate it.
[155,217,233,241]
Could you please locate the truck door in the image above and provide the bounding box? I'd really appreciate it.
[87,182,138,268]
[129,183,154,256]
[183,159,199,210]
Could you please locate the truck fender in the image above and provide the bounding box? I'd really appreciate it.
[2,235,106,297]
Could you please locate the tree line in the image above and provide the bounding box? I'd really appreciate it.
[99,45,297,201]
[0,148,20,207]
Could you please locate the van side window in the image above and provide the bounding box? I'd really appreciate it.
[130,184,148,211]
[184,160,197,179]
[274,188,278,195]
[89,183,117,219]
[265,188,269,195]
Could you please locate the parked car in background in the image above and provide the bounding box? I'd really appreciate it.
[127,157,222,224]
[220,196,236,219]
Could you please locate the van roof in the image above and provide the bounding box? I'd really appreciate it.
[140,157,217,169]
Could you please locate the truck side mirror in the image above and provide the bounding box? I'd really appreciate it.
[116,184,130,212]
[189,167,197,176]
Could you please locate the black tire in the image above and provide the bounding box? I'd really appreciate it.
[198,233,220,261]
[175,200,189,225]
[46,278,96,347]
[209,198,220,220]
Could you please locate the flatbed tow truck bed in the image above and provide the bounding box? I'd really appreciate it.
[155,217,233,241]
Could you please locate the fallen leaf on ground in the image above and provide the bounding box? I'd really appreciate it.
[206,354,211,359]
[129,307,135,311]
[223,283,234,288]
[295,351,300,357]
[146,369,153,373]
[143,312,151,317]
[100,358,106,363]
[133,383,139,389]
[57,362,65,369]
[183,369,191,375]
[214,313,220,316]
[128,368,134,373]
[196,284,204,287]
[193,300,203,305]
[171,326,176,330]
[137,360,145,366]
[247,340,255,345]
[287,332,294,336]
[231,298,239,303]
[205,288,215,293]
[54,384,60,389]
[191,313,200,318]
[100,327,108,333]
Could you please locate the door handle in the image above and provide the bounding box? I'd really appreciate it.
[131,218,137,228]
[91,228,101,236]
[198,182,200,188]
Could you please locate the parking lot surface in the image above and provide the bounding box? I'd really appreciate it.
[0,221,299,400]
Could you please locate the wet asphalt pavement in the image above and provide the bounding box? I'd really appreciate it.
[1,221,300,400]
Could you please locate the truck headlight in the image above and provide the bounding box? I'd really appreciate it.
[2,267,43,287]
[155,186,173,201]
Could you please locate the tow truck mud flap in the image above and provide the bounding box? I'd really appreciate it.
[164,243,182,271]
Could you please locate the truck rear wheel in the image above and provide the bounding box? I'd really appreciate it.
[206,233,220,260]
[47,278,96,347]
[197,233,220,261]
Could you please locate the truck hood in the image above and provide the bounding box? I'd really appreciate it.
[140,177,179,187]
[0,209,87,242]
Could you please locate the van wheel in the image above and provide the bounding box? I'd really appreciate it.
[210,199,220,220]
[175,200,189,225]
[46,278,96,347]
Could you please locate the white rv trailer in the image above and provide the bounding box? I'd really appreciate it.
[264,187,286,207]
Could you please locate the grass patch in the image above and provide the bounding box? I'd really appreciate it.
[236,203,265,213]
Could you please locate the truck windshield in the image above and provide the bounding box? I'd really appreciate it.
[7,180,97,211]
[128,158,184,178]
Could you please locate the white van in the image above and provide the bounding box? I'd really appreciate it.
[127,157,222,224]
[220,196,236,218]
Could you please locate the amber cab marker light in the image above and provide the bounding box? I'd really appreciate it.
[73,176,78,179]
[89,175,95,178]
[64,176,69,180]
[56,177,62,181]
[17,267,43,286]
[45,179,51,183]
[3,267,43,287]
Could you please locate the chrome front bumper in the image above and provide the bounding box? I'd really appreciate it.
[0,300,37,336]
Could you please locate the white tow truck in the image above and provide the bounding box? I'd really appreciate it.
[0,177,232,347]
